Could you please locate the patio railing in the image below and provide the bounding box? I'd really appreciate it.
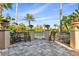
[10,32,28,44]
[10,31,70,44]
[58,32,70,44]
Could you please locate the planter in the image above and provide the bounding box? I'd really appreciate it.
[21,28,25,32]
[1,20,9,30]
[29,25,33,30]
[72,19,79,29]
[44,25,50,30]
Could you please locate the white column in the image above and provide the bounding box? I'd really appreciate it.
[44,30,50,40]
[70,28,79,50]
[0,30,10,49]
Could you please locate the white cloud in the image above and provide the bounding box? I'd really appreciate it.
[19,3,76,17]
[18,4,50,17]
[35,15,59,21]
[18,15,59,23]
[27,4,49,15]
[35,16,54,21]
[63,3,76,7]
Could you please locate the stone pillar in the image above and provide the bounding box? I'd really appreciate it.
[29,30,35,40]
[70,28,79,50]
[0,30,10,49]
[55,32,59,40]
[44,30,50,40]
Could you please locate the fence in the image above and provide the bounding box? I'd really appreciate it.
[10,30,51,43]
[34,32,45,39]
[10,32,28,44]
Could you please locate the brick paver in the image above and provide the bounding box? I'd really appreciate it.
[0,39,79,56]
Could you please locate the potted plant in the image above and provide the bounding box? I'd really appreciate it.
[0,16,10,30]
[51,29,58,41]
[44,25,50,30]
[1,20,9,29]
[29,25,33,30]
[72,18,79,29]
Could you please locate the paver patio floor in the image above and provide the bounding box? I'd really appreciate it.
[0,39,79,56]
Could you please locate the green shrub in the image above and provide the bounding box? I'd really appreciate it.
[51,29,58,33]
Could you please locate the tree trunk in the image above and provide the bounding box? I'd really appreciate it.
[60,3,62,32]
[49,32,52,41]
[16,3,18,22]
[28,20,31,26]
[53,33,56,41]
[28,20,31,42]
[0,3,2,29]
[0,3,2,16]
[64,22,69,31]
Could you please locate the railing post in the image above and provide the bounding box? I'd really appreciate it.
[44,30,50,40]
[70,28,79,50]
[0,30,10,49]
[29,30,35,41]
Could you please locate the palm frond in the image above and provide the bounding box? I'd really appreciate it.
[3,3,12,10]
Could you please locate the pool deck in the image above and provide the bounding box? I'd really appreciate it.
[0,39,79,56]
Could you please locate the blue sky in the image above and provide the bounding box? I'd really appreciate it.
[2,3,78,27]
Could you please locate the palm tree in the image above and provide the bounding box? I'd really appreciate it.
[68,8,79,26]
[62,16,70,31]
[60,3,62,32]
[53,24,58,29]
[23,13,34,42]
[0,3,12,16]
[75,8,79,19]
[60,4,79,31]
[68,7,79,20]
[6,14,15,20]
[6,14,15,25]
[0,3,12,28]
[24,13,34,26]
[12,22,18,26]
[62,7,79,31]
[16,3,18,23]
